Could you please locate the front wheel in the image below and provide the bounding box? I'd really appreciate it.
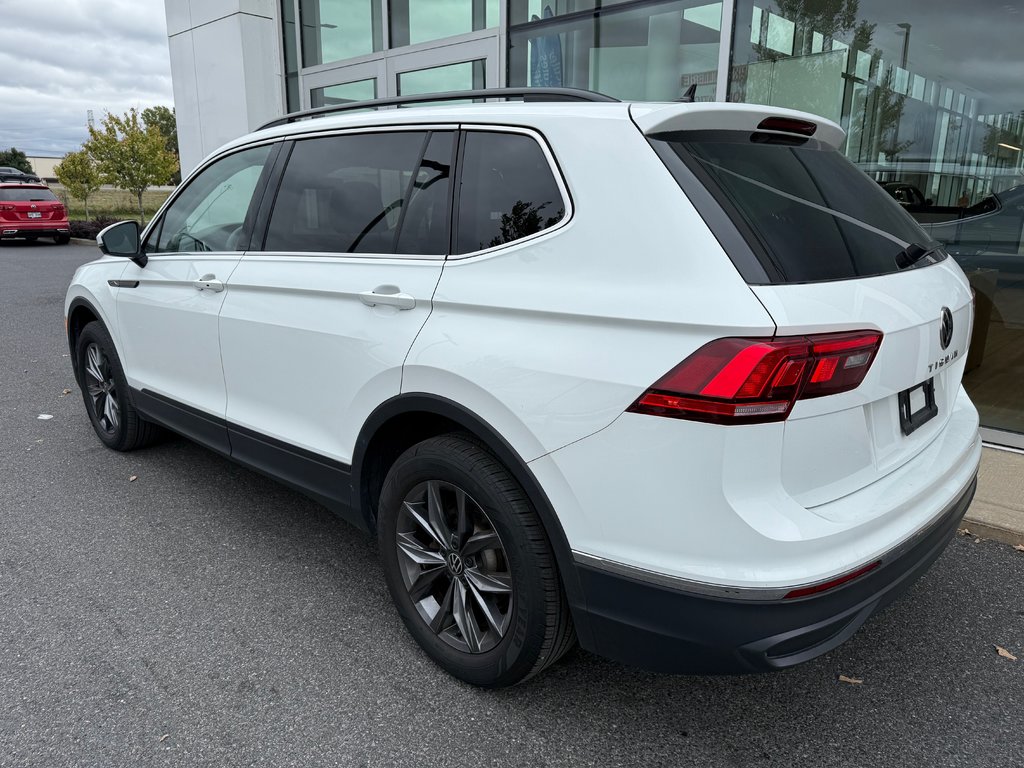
[76,322,162,451]
[377,434,575,687]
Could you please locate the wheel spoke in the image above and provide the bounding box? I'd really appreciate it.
[403,501,444,548]
[396,532,445,566]
[428,578,456,634]
[451,579,482,653]
[85,345,104,383]
[461,531,500,556]
[426,480,453,545]
[466,580,507,635]
[453,487,471,549]
[106,393,120,431]
[86,382,104,398]
[465,567,512,595]
[407,565,449,602]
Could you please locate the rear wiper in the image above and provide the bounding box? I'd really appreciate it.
[895,243,941,270]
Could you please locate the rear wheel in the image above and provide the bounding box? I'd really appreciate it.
[377,434,575,687]
[55,234,70,245]
[76,322,162,451]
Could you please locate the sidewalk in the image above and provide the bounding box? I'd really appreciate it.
[965,446,1024,546]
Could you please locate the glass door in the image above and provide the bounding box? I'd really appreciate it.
[386,37,498,98]
[303,59,387,109]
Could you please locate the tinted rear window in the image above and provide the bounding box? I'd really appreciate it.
[0,187,57,202]
[652,131,941,284]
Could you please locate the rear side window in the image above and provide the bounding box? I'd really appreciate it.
[0,188,57,201]
[652,131,941,284]
[265,131,452,255]
[455,131,565,255]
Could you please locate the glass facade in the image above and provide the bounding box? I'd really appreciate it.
[390,0,499,47]
[299,0,383,67]
[509,1,723,100]
[279,0,1024,444]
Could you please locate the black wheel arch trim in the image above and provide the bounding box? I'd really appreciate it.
[352,392,594,647]
[67,296,112,388]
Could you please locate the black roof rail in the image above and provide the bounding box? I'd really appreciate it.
[257,87,619,130]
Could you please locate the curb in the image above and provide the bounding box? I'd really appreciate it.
[70,238,97,246]
[960,516,1024,548]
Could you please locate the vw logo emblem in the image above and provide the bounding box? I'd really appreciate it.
[939,307,953,350]
[446,551,465,576]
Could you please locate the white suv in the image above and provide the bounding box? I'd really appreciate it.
[65,89,981,688]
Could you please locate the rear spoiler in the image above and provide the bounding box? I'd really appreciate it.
[629,103,846,149]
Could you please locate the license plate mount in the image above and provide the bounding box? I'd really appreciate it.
[898,378,937,436]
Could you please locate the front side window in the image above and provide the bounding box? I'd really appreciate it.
[150,145,273,254]
[455,131,566,255]
[264,130,453,255]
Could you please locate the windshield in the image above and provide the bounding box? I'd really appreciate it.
[651,131,942,284]
[0,188,58,202]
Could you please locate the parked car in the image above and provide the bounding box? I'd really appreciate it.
[64,89,980,687]
[880,181,931,208]
[923,185,1024,261]
[0,166,43,183]
[0,183,70,244]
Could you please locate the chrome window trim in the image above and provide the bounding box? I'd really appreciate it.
[447,123,574,261]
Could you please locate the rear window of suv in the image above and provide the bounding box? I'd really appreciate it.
[0,187,58,201]
[650,131,942,284]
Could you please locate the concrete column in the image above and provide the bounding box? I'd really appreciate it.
[165,0,285,174]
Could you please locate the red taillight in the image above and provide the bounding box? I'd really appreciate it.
[783,560,881,600]
[0,204,14,211]
[627,330,882,424]
[757,116,818,136]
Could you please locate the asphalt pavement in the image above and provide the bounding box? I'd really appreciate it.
[1,241,1022,768]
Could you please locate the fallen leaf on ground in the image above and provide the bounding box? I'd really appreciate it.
[838,674,863,685]
[37,414,53,420]
[158,734,169,742]
[957,527,971,536]
[995,646,1017,661]
[1014,545,1024,553]
[129,475,138,483]
[60,388,72,397]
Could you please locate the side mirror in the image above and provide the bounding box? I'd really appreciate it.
[97,220,147,267]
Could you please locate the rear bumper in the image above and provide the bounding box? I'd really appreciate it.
[1,224,70,238]
[571,475,976,674]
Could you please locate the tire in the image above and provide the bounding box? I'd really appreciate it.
[55,234,70,245]
[75,321,162,451]
[378,434,575,687]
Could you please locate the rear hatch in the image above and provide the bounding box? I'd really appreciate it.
[0,185,66,225]
[633,104,973,510]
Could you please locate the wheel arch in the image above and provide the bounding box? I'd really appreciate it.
[352,393,592,644]
[66,296,107,387]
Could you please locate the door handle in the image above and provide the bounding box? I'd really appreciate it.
[193,274,224,293]
[359,285,415,310]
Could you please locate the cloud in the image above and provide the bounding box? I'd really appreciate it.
[0,0,173,157]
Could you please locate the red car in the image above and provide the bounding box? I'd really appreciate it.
[0,183,70,244]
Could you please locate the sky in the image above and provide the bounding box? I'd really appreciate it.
[0,0,173,158]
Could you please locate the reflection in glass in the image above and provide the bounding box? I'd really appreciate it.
[730,1,1024,437]
[310,79,377,107]
[508,0,636,25]
[397,60,486,97]
[299,0,382,67]
[389,0,498,48]
[509,1,723,101]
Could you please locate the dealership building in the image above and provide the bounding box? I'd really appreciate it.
[164,0,1024,455]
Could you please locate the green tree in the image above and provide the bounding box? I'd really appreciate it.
[54,150,102,220]
[0,147,32,173]
[86,108,178,224]
[142,105,180,184]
